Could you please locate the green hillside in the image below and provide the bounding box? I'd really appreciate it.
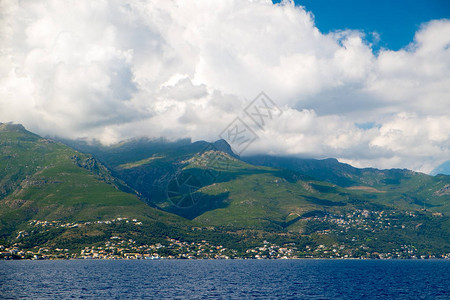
[166,151,450,257]
[244,155,450,213]
[1,124,448,258]
[67,136,449,222]
[0,123,190,250]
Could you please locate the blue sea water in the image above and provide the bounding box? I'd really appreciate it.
[0,259,449,299]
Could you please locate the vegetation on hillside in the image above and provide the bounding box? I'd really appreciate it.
[0,123,448,258]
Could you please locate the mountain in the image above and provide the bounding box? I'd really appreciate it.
[63,139,450,221]
[59,135,450,256]
[0,125,308,258]
[63,137,450,217]
[58,137,220,210]
[243,155,450,214]
[1,124,449,258]
[0,123,191,250]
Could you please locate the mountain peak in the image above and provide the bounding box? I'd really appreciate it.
[213,139,237,158]
[0,122,27,132]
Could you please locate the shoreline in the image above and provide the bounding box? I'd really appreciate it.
[2,256,449,261]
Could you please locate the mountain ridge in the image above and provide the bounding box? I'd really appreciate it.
[1,123,449,258]
[55,132,449,217]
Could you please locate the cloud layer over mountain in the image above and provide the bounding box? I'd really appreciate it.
[1,0,449,172]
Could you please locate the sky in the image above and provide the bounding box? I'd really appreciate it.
[275,0,450,50]
[0,0,449,173]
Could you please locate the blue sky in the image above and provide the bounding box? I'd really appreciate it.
[274,0,450,50]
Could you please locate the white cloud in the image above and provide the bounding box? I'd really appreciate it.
[0,0,449,173]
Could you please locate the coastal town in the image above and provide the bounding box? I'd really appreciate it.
[2,238,449,260]
[1,211,449,260]
[309,209,443,234]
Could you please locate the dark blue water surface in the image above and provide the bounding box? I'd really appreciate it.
[0,259,449,299]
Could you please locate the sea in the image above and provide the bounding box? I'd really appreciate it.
[0,259,449,299]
